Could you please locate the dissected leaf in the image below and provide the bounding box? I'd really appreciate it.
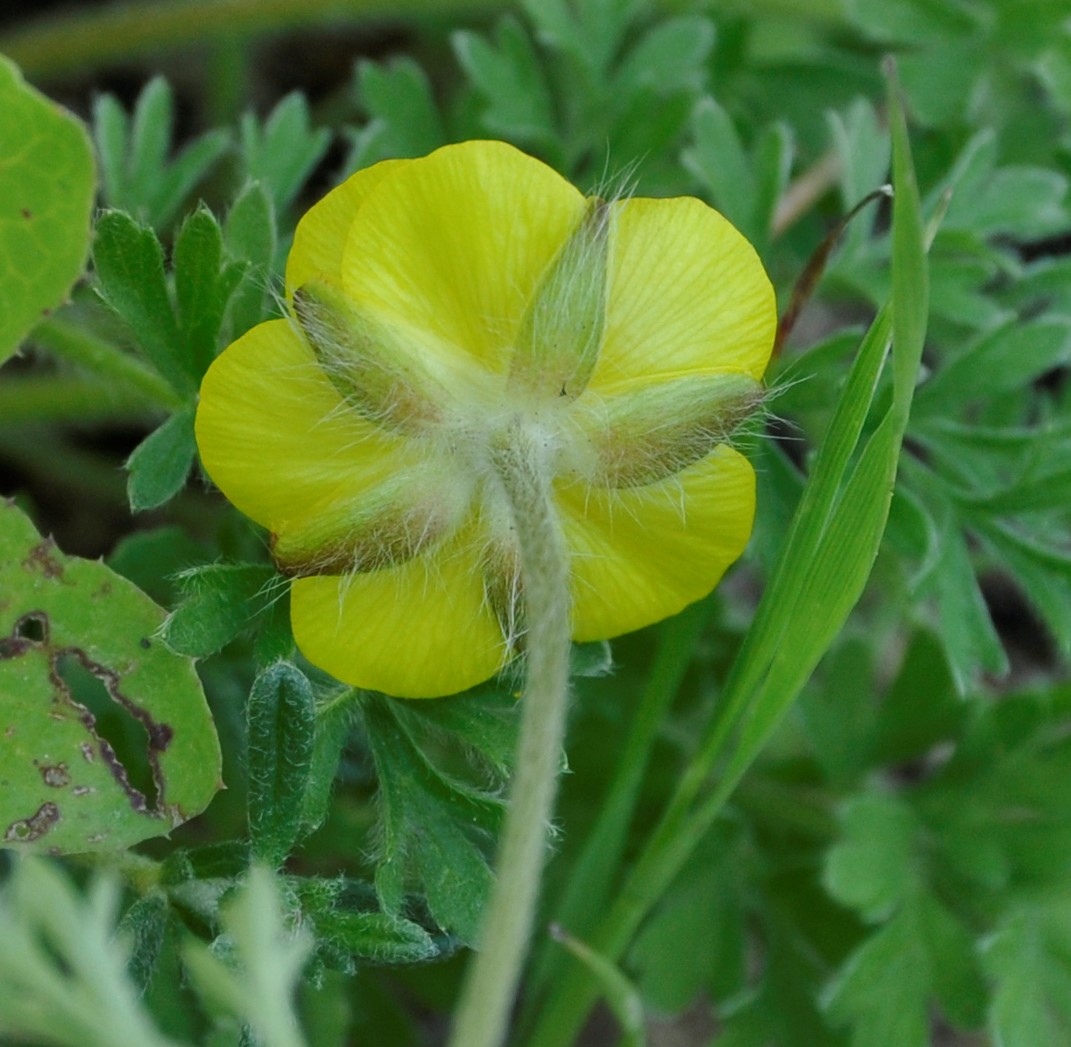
[92,77,229,229]
[162,562,286,658]
[0,501,221,853]
[239,94,331,213]
[361,694,502,944]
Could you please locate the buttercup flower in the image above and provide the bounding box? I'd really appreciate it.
[195,141,775,698]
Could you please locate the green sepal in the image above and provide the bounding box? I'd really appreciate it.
[247,662,316,867]
[585,371,763,487]
[292,278,451,432]
[510,197,610,402]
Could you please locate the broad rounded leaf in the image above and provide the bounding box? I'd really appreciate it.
[0,58,95,361]
[0,501,221,853]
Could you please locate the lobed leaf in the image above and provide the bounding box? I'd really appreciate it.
[0,501,221,854]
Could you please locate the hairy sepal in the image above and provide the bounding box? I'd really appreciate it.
[271,475,467,578]
[510,198,611,403]
[293,277,448,432]
[585,371,763,487]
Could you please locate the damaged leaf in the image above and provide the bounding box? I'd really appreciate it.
[0,501,221,853]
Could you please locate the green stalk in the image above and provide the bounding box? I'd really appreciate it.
[525,598,714,1003]
[0,376,165,425]
[447,424,574,1047]
[30,316,181,411]
[1,0,509,78]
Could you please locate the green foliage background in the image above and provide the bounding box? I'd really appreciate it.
[1,1,1070,1044]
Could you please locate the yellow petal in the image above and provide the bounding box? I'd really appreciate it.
[590,196,776,393]
[291,529,507,698]
[340,140,586,373]
[195,318,422,535]
[559,446,756,641]
[286,158,409,294]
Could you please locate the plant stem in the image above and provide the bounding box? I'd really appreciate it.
[0,376,165,425]
[30,316,182,411]
[525,598,714,1002]
[448,425,573,1047]
[1,0,509,79]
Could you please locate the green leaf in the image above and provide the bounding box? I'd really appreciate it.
[868,628,963,767]
[361,694,501,944]
[0,859,175,1047]
[120,892,170,996]
[174,205,246,377]
[351,58,445,167]
[974,520,1071,657]
[0,56,95,363]
[162,563,287,658]
[181,866,312,1047]
[0,501,221,853]
[223,181,279,340]
[914,318,1071,416]
[125,404,197,512]
[247,662,316,867]
[629,822,747,1013]
[614,15,713,97]
[299,691,356,836]
[921,492,1009,687]
[682,97,756,238]
[454,18,556,147]
[294,878,438,969]
[823,794,919,922]
[824,893,984,1047]
[392,683,520,779]
[93,77,229,230]
[92,210,190,394]
[106,525,210,606]
[520,0,640,75]
[239,93,331,213]
[985,897,1071,1047]
[797,637,876,787]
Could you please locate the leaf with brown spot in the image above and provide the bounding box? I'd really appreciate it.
[0,501,221,853]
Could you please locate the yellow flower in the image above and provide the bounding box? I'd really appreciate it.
[195,141,775,698]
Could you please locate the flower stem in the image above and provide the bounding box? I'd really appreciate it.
[448,425,573,1047]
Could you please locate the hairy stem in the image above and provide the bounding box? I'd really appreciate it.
[448,424,573,1047]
